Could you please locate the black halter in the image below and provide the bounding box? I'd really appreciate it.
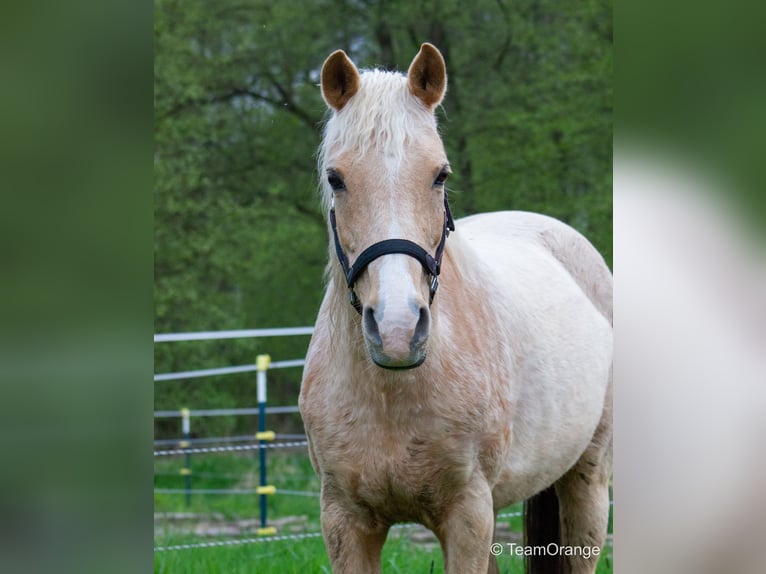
[330,195,455,314]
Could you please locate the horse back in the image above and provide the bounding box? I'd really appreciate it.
[455,211,612,325]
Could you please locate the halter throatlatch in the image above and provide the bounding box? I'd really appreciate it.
[330,195,455,315]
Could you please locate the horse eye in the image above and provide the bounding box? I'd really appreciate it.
[433,171,449,186]
[327,171,346,191]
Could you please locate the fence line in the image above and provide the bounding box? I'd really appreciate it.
[154,433,306,446]
[154,327,314,343]
[275,489,321,497]
[154,440,308,457]
[154,333,312,525]
[155,509,615,554]
[155,488,320,496]
[154,470,245,479]
[154,511,524,553]
[155,531,323,552]
[154,359,305,382]
[154,406,300,418]
[268,359,306,370]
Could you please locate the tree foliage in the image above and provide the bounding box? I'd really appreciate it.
[154,0,612,434]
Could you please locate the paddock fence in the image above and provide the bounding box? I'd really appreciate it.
[154,327,314,532]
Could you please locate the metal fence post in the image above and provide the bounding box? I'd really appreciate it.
[180,407,191,507]
[255,354,276,535]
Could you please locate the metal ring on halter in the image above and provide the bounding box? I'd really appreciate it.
[349,288,360,312]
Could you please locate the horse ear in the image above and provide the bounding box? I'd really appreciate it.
[407,43,447,109]
[321,50,360,111]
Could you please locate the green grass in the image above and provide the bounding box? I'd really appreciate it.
[154,534,613,574]
[154,452,612,573]
[154,451,321,520]
[155,535,445,574]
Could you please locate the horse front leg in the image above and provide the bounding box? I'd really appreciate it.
[320,494,388,574]
[435,477,495,574]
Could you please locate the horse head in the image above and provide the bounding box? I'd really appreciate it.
[319,44,451,369]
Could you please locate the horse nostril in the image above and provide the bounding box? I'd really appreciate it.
[363,306,382,346]
[411,306,431,347]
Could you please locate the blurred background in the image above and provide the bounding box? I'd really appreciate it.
[3,0,764,572]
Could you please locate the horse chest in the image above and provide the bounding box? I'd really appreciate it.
[333,442,470,521]
[316,407,488,521]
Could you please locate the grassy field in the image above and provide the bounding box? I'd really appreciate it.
[154,450,613,573]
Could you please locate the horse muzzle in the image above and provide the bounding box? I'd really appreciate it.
[362,303,430,369]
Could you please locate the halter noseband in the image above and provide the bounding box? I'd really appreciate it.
[330,195,455,314]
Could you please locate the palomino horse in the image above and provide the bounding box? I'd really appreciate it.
[299,44,612,574]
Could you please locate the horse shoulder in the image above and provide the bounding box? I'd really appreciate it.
[298,294,335,422]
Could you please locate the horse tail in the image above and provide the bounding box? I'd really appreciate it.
[523,485,562,574]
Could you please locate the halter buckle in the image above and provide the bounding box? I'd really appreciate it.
[428,275,439,304]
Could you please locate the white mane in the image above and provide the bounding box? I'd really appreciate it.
[317,69,440,211]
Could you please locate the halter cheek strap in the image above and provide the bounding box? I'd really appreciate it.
[330,195,455,314]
